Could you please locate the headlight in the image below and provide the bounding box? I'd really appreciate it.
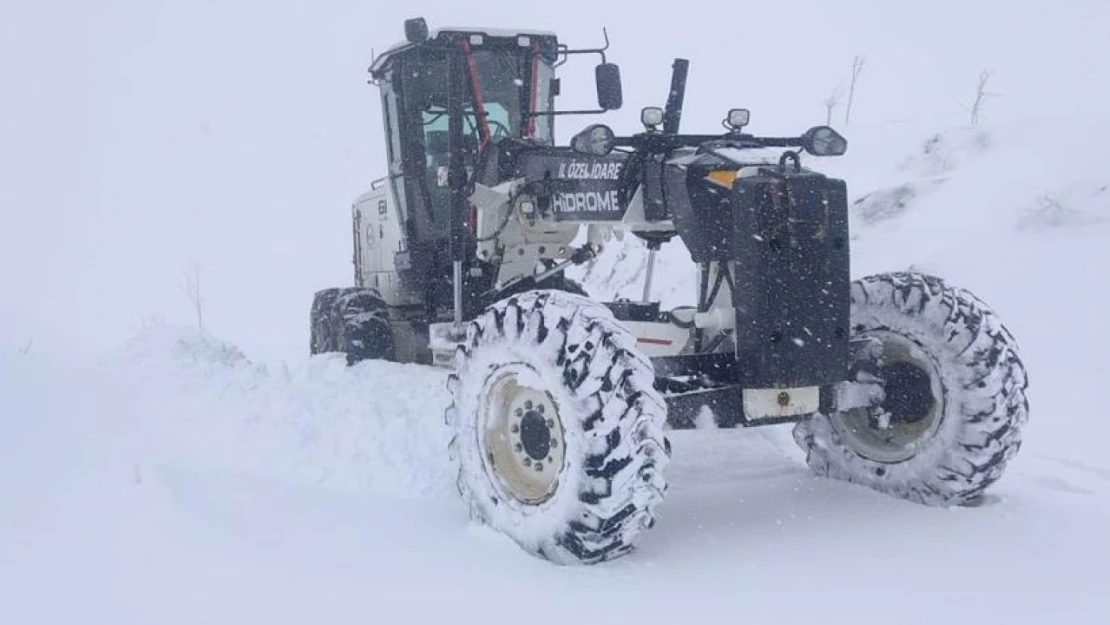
[570,124,616,156]
[641,107,664,128]
[726,108,750,129]
[802,126,848,156]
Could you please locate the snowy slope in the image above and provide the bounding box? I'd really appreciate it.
[5,1,1110,623]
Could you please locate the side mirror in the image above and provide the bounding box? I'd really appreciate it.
[801,126,848,156]
[595,63,623,111]
[570,124,616,156]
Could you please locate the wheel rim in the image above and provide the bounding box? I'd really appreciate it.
[477,364,566,504]
[831,330,945,463]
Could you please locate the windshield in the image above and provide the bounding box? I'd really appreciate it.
[404,46,552,149]
[466,46,554,144]
[382,44,556,238]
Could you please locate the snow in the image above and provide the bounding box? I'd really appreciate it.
[5,333,1108,623]
[113,324,454,499]
[4,0,1110,623]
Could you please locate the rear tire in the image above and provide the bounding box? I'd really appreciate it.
[793,272,1029,505]
[446,290,668,565]
[310,287,395,364]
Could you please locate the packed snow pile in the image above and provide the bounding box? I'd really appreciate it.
[112,323,455,498]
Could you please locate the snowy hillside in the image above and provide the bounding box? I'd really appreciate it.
[4,1,1110,623]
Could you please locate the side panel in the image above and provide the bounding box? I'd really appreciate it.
[516,151,630,222]
[353,180,408,306]
[620,321,691,358]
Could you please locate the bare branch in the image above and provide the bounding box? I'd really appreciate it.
[968,69,998,126]
[844,55,866,125]
[823,86,843,126]
[182,262,205,331]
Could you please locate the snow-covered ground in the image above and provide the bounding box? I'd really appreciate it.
[4,1,1110,623]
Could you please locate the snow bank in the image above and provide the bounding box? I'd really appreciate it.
[112,323,455,498]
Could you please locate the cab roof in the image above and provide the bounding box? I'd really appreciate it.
[370,27,560,78]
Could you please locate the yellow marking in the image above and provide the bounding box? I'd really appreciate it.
[706,170,737,188]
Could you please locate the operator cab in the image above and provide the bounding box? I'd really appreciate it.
[368,18,622,319]
[369,21,561,243]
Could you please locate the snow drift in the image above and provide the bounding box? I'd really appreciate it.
[113,324,455,499]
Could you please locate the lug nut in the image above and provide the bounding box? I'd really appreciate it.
[546,419,554,429]
[514,408,523,418]
[534,463,543,472]
[537,404,545,414]
[523,457,532,467]
[511,424,519,434]
[550,440,558,449]
[514,443,523,453]
[524,400,533,410]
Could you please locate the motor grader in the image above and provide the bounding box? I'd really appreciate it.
[311,18,1029,564]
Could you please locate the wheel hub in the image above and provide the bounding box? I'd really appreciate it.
[831,330,945,463]
[879,361,934,424]
[478,365,566,504]
[519,409,552,460]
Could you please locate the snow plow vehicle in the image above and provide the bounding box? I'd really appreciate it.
[311,18,1030,565]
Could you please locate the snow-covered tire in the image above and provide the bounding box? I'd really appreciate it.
[310,287,395,364]
[793,272,1029,505]
[446,290,668,565]
[557,277,588,298]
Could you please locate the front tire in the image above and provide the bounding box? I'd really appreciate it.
[446,290,668,565]
[793,272,1029,505]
